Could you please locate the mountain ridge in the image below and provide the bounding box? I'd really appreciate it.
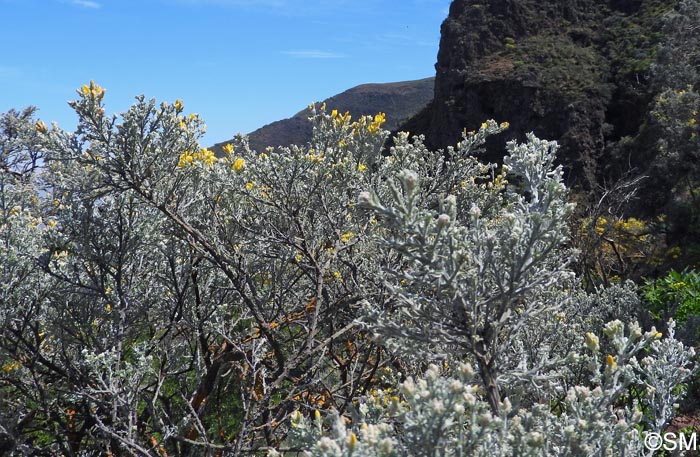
[212,77,435,154]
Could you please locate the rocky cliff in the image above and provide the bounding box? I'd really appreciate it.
[400,0,674,191]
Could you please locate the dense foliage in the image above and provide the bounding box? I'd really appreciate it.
[644,269,700,329]
[0,80,695,456]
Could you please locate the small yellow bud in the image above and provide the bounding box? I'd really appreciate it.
[584,332,599,352]
[349,432,357,449]
[222,143,234,155]
[174,99,184,112]
[606,355,617,369]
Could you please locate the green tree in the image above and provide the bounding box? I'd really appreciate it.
[648,0,700,247]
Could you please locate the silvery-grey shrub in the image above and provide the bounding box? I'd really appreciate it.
[270,123,695,455]
[0,84,695,456]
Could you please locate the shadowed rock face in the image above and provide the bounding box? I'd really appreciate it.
[212,77,434,154]
[399,0,673,190]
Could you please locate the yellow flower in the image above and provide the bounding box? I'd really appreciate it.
[91,82,105,98]
[334,111,352,127]
[106,303,112,313]
[35,120,48,133]
[2,361,20,372]
[305,153,324,163]
[340,232,354,243]
[481,122,488,130]
[331,109,339,118]
[500,121,510,129]
[367,112,386,135]
[80,80,105,99]
[178,151,194,168]
[232,157,245,172]
[333,271,342,280]
[246,181,255,191]
[199,148,217,166]
[174,99,184,112]
[222,143,234,155]
[357,163,367,172]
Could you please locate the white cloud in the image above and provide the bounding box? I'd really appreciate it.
[162,0,359,15]
[282,50,345,59]
[169,0,286,6]
[70,0,101,8]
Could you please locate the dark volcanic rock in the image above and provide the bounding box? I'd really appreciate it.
[399,0,673,190]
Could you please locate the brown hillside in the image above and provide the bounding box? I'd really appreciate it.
[212,77,434,153]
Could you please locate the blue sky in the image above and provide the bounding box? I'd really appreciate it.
[1,0,451,145]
